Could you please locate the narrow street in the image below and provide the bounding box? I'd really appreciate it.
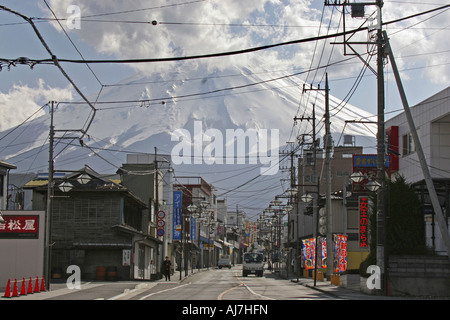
[124,266,338,300]
[4,265,385,301]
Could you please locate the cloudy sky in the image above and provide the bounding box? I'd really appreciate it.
[0,1,448,218]
[1,0,449,132]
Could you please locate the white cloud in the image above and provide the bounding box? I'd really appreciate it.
[0,79,73,131]
[30,0,450,101]
[43,0,325,72]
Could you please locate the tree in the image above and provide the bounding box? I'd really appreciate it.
[385,176,428,255]
[360,175,429,276]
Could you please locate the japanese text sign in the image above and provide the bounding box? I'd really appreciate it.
[173,191,182,240]
[359,196,369,247]
[0,215,39,239]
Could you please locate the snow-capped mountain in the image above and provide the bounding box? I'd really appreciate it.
[0,60,376,215]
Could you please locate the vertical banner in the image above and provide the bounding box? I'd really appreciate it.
[320,237,327,269]
[173,191,182,241]
[301,238,316,270]
[190,217,196,242]
[334,235,348,273]
[359,196,369,247]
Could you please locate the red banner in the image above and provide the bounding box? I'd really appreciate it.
[334,235,348,273]
[0,215,39,239]
[359,197,369,247]
[301,238,316,270]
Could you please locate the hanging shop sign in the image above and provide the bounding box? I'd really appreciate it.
[359,196,369,248]
[301,238,316,270]
[190,217,196,241]
[173,191,182,240]
[0,215,39,239]
[334,235,348,273]
[301,235,348,271]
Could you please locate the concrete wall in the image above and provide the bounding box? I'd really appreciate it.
[388,255,450,297]
[0,211,45,291]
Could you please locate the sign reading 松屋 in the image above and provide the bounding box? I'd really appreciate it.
[0,215,39,239]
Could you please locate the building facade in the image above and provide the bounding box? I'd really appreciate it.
[386,86,450,255]
[289,142,370,275]
[173,176,218,270]
[24,166,160,281]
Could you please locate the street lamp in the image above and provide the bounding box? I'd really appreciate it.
[286,187,298,197]
[187,204,197,214]
[350,171,381,193]
[58,181,74,193]
[76,173,91,185]
[365,180,382,192]
[301,193,313,203]
[350,171,365,183]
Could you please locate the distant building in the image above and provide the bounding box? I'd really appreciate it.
[290,141,370,274]
[173,176,218,269]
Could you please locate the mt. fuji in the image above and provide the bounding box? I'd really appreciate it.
[0,60,376,216]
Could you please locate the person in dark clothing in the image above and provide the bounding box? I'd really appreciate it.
[163,256,172,281]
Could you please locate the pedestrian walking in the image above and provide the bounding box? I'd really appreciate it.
[163,256,172,281]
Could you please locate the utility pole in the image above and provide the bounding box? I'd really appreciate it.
[325,0,387,294]
[301,75,333,279]
[375,0,387,296]
[295,100,319,285]
[324,74,333,278]
[154,147,159,214]
[44,101,55,292]
[279,141,299,278]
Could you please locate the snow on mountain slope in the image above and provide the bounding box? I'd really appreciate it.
[0,60,376,215]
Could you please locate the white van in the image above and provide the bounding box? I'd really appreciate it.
[218,254,232,269]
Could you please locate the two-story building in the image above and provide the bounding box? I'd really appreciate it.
[24,165,161,281]
[386,86,450,256]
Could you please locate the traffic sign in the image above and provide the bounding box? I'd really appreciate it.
[157,210,165,219]
[157,229,164,237]
[157,220,165,228]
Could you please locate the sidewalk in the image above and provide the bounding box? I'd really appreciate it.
[0,267,210,301]
[291,277,384,300]
[270,271,393,300]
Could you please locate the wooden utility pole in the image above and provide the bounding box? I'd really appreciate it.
[325,0,387,294]
[44,101,55,292]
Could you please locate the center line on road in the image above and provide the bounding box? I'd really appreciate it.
[138,283,191,300]
[217,283,244,300]
[221,272,275,300]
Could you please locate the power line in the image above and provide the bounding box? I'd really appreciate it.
[43,0,104,87]
[0,5,97,139]
[12,4,447,67]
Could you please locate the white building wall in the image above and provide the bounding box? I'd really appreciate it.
[386,86,450,183]
[386,86,450,256]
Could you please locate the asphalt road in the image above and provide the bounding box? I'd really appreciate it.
[1,265,377,301]
[113,266,337,300]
